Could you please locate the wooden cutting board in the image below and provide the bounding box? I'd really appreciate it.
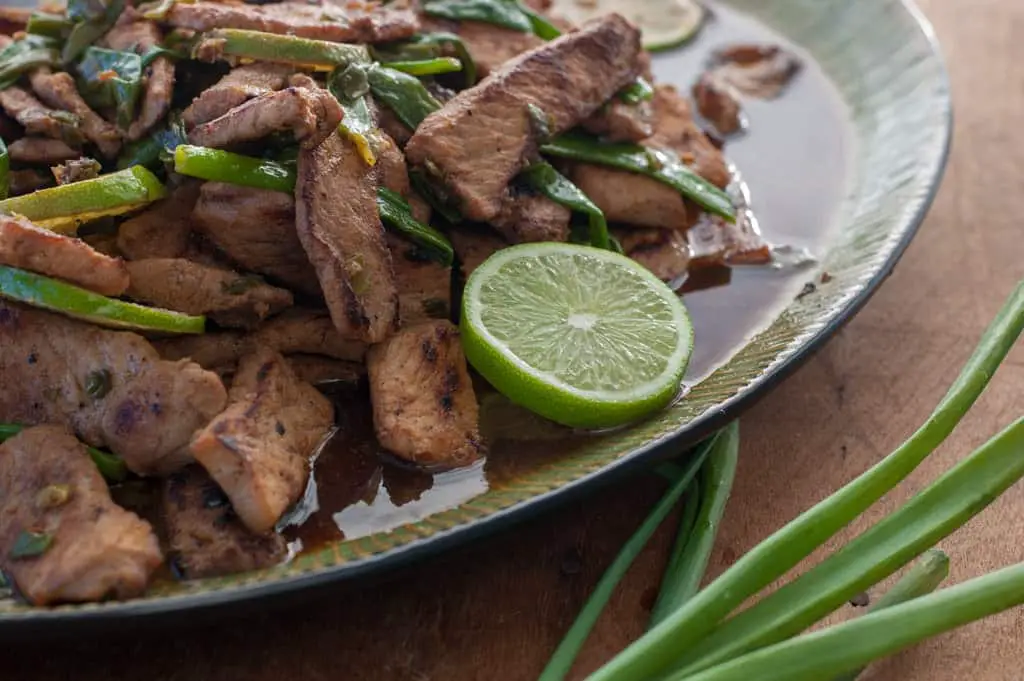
[10,0,1024,678]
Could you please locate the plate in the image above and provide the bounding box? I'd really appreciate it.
[0,0,951,631]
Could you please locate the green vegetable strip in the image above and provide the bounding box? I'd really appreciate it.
[422,0,533,33]
[587,280,1024,681]
[377,187,454,266]
[519,2,561,39]
[0,424,128,482]
[0,36,60,89]
[26,12,74,40]
[0,137,8,201]
[541,133,736,222]
[675,550,1024,681]
[366,65,442,131]
[521,161,609,250]
[202,29,369,69]
[620,78,655,104]
[0,166,166,223]
[116,114,187,170]
[538,434,720,681]
[63,0,125,63]
[174,145,296,193]
[416,32,478,86]
[649,422,739,628]
[410,170,461,224]
[668,417,1024,679]
[327,64,378,166]
[831,549,949,681]
[381,57,463,76]
[76,47,143,131]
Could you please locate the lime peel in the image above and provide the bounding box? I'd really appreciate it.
[460,243,693,429]
[546,0,706,52]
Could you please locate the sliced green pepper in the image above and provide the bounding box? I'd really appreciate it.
[373,33,477,87]
[366,65,442,131]
[0,265,205,334]
[0,35,60,89]
[377,187,454,266]
[63,0,125,63]
[519,3,561,39]
[541,132,737,222]
[422,0,532,33]
[0,424,128,481]
[75,46,143,131]
[174,145,296,193]
[197,29,370,70]
[117,114,187,169]
[520,161,609,250]
[380,57,463,77]
[26,12,74,40]
[0,166,167,234]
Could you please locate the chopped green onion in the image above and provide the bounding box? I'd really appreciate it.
[541,132,736,222]
[520,161,609,250]
[538,433,720,681]
[173,145,296,193]
[649,421,739,627]
[377,187,454,266]
[587,280,1024,681]
[380,57,463,76]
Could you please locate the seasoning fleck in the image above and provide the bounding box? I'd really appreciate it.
[9,530,53,559]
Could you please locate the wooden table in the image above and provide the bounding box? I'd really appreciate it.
[11,0,1024,678]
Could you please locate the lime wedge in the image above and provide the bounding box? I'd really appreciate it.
[0,265,205,334]
[546,0,705,53]
[0,166,166,234]
[460,243,693,429]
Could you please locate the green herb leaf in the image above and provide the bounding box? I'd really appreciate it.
[63,0,125,63]
[377,186,454,266]
[0,35,60,89]
[75,46,143,131]
[520,161,609,249]
[9,530,53,559]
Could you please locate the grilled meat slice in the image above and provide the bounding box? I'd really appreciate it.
[692,73,744,137]
[688,212,771,267]
[29,70,121,158]
[0,214,129,295]
[287,354,365,386]
[296,131,398,343]
[648,84,731,189]
[568,163,689,230]
[191,182,320,296]
[387,233,452,327]
[117,182,200,261]
[125,259,293,330]
[162,465,286,579]
[167,0,418,44]
[190,346,334,533]
[0,425,163,605]
[492,191,571,243]
[154,332,247,374]
[405,14,642,222]
[581,97,654,142]
[101,17,174,140]
[182,62,294,128]
[0,85,83,144]
[449,225,508,279]
[614,227,691,283]
[188,85,342,151]
[8,137,79,164]
[367,321,482,468]
[424,16,543,79]
[0,302,228,475]
[52,157,101,185]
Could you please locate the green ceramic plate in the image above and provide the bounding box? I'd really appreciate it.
[0,0,950,631]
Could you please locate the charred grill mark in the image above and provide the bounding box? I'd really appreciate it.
[421,339,438,363]
[113,401,143,436]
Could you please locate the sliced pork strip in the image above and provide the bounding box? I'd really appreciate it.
[167,0,418,43]
[251,309,368,361]
[182,62,294,128]
[190,346,334,533]
[688,212,771,267]
[648,84,731,189]
[0,214,130,296]
[0,86,83,144]
[188,85,342,151]
[491,191,571,243]
[8,137,80,164]
[0,302,228,475]
[101,17,175,140]
[0,425,163,605]
[163,465,286,579]
[191,182,320,296]
[405,14,643,222]
[581,97,654,142]
[125,259,293,330]
[29,70,121,158]
[117,182,200,261]
[568,163,689,230]
[367,321,482,468]
[296,130,398,343]
[387,232,452,327]
[614,227,691,283]
[287,354,365,386]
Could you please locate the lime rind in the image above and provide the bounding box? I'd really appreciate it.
[461,243,693,429]
[545,0,706,53]
[0,265,205,334]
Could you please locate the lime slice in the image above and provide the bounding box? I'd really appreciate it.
[0,166,166,235]
[546,0,705,53]
[0,265,205,334]
[460,243,693,429]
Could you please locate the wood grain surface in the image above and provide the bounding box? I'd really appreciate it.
[7,0,1024,679]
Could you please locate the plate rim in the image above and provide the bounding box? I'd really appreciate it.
[0,0,953,632]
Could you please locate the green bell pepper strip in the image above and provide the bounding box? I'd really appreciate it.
[520,161,609,250]
[377,187,455,266]
[380,57,463,77]
[197,29,370,69]
[0,265,205,334]
[0,166,167,233]
[327,64,379,166]
[422,0,532,33]
[0,35,60,89]
[366,64,442,131]
[541,132,737,222]
[0,424,128,482]
[26,12,73,40]
[173,145,296,193]
[519,2,561,39]
[76,46,143,131]
[63,0,125,63]
[374,33,477,87]
[117,114,187,169]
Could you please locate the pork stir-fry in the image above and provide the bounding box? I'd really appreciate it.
[0,0,786,604]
